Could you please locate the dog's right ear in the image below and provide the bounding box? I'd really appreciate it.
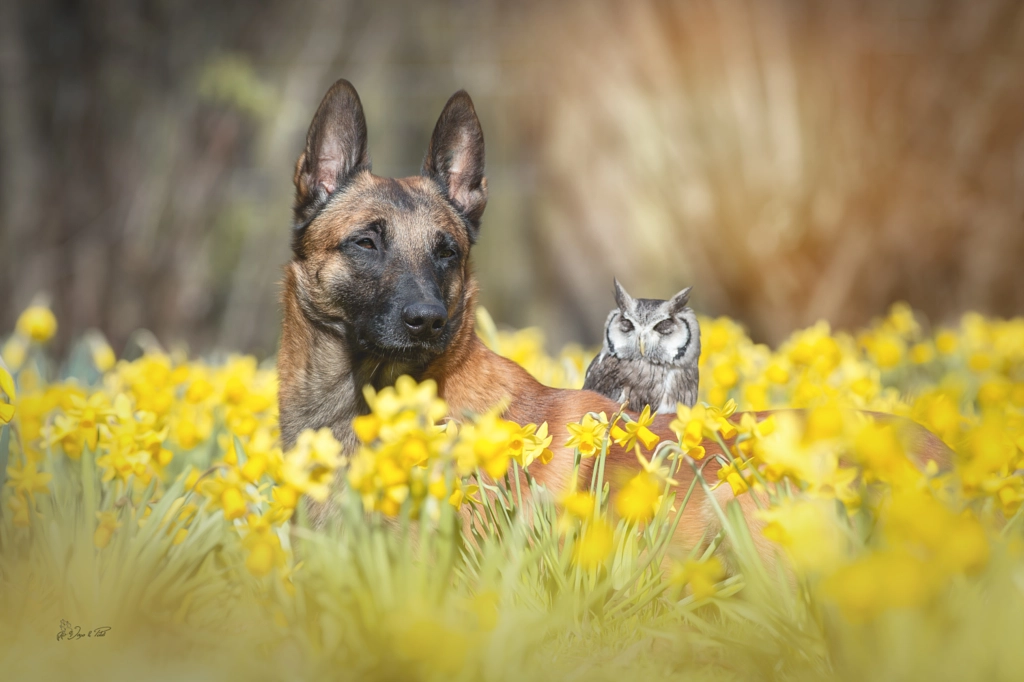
[422,90,488,242]
[293,79,370,221]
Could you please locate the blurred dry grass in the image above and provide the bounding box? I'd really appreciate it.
[1,0,1022,355]
[524,0,1024,345]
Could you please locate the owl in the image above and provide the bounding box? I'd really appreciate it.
[583,280,701,414]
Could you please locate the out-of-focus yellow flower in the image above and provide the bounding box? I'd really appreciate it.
[804,404,845,442]
[94,510,121,549]
[16,305,57,343]
[91,340,117,372]
[573,518,614,570]
[352,413,381,443]
[765,361,790,385]
[45,392,114,460]
[671,557,725,600]
[852,421,918,487]
[909,342,935,365]
[711,362,739,389]
[610,405,660,451]
[614,471,661,524]
[454,409,518,479]
[1,336,27,371]
[0,362,15,424]
[241,512,287,577]
[200,466,254,520]
[968,351,992,373]
[978,377,1011,409]
[865,332,905,369]
[884,302,919,336]
[935,329,958,355]
[785,321,842,375]
[280,427,344,502]
[396,614,474,677]
[562,490,596,519]
[822,550,940,623]
[759,499,847,573]
[5,457,52,498]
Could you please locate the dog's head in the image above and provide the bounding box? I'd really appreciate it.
[288,80,487,369]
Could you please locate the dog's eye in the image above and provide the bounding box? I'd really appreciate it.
[437,247,456,260]
[619,319,634,333]
[654,319,674,335]
[355,238,377,251]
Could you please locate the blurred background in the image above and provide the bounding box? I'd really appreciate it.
[1,0,1022,359]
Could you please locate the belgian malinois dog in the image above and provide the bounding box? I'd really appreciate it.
[278,79,953,544]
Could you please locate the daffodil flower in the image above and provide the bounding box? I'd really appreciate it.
[565,412,609,457]
[610,405,660,451]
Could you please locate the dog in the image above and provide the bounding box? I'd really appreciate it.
[277,79,953,545]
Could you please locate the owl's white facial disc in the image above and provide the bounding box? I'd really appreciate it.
[639,313,692,365]
[605,310,639,359]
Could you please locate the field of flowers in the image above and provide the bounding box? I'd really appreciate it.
[1,301,1023,681]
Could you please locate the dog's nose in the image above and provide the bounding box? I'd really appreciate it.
[402,302,448,339]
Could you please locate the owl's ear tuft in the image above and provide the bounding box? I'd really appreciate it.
[613,279,635,312]
[669,286,692,313]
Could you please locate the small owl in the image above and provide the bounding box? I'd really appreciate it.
[583,280,701,413]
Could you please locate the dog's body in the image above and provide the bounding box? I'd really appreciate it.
[278,80,953,544]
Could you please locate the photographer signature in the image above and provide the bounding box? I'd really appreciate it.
[56,619,111,641]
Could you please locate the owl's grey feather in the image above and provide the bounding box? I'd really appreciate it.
[583,281,701,413]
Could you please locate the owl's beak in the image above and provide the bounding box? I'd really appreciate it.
[639,337,646,357]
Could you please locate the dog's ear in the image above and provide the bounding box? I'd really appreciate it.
[293,79,370,219]
[422,90,487,242]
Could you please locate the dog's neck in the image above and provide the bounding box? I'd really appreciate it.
[423,295,551,422]
[278,266,420,449]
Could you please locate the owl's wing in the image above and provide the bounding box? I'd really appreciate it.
[582,353,626,403]
[666,364,700,410]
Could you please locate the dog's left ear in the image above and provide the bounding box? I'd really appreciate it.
[422,91,487,242]
[294,79,370,222]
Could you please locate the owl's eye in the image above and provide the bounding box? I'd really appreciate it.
[654,319,675,335]
[619,318,635,333]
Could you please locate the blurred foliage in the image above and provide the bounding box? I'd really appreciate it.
[1,0,1022,356]
[2,300,1024,680]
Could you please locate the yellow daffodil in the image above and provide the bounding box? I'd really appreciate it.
[447,479,481,510]
[565,412,609,457]
[610,405,660,451]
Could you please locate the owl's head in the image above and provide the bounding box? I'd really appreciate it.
[604,280,699,366]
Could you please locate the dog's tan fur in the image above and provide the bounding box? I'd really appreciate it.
[279,80,954,547]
